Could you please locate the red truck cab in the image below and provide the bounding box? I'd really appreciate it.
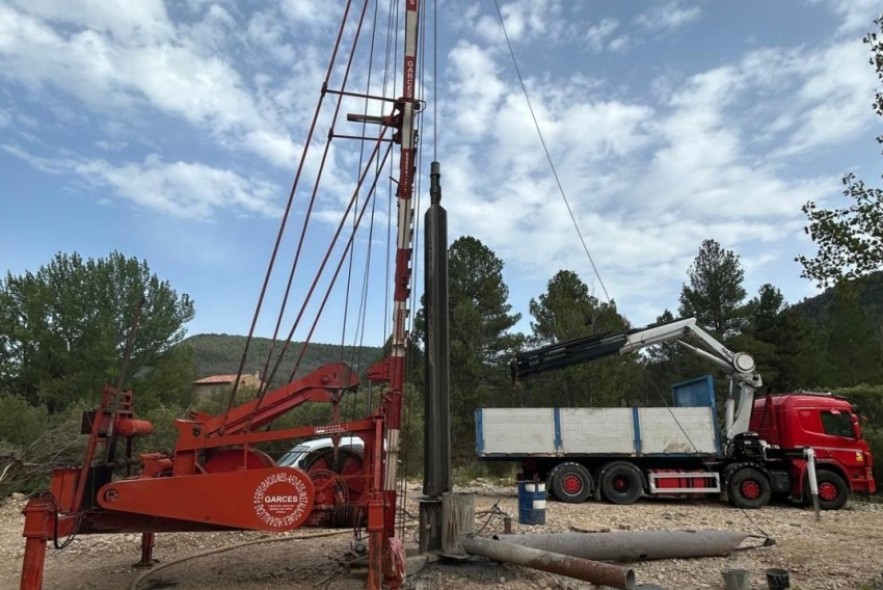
[750,393,876,505]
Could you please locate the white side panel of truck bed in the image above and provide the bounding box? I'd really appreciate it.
[476,406,720,457]
[637,407,717,454]
[559,408,635,454]
[478,408,556,454]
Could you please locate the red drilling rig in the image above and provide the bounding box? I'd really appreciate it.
[18,2,422,589]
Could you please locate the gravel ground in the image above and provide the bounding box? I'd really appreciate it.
[3,481,883,590]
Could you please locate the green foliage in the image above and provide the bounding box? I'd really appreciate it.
[734,285,829,391]
[0,251,195,413]
[824,284,881,386]
[0,394,48,447]
[529,270,624,343]
[398,382,426,478]
[524,270,641,407]
[679,239,747,337]
[0,405,86,497]
[862,428,883,490]
[836,383,883,429]
[141,404,188,452]
[133,344,197,412]
[837,382,883,488]
[183,333,382,386]
[798,15,883,287]
[799,176,883,287]
[640,310,692,397]
[446,237,523,463]
[794,272,883,322]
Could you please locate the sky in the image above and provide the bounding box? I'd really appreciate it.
[1,0,882,349]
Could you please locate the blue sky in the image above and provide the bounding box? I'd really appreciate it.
[1,0,881,348]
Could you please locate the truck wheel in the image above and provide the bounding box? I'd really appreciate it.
[600,462,643,505]
[812,470,849,511]
[728,467,771,509]
[550,462,593,503]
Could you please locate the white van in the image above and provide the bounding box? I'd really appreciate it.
[277,436,365,470]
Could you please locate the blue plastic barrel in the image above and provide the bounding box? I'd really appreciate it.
[517,481,546,525]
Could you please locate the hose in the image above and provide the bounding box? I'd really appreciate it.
[129,529,352,590]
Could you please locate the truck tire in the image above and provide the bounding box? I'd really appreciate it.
[811,470,849,511]
[599,462,643,505]
[549,462,593,503]
[728,467,771,509]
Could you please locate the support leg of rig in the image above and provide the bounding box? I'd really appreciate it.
[20,537,48,590]
[20,498,53,590]
[132,532,157,568]
[366,496,384,590]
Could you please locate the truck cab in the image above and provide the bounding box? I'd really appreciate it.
[750,393,876,502]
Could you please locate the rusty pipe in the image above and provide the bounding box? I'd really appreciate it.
[462,536,635,590]
[494,529,752,561]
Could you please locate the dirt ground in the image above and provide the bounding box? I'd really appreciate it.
[2,481,883,590]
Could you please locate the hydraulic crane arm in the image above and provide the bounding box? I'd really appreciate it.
[510,317,763,441]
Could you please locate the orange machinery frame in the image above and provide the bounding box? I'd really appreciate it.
[19,361,401,590]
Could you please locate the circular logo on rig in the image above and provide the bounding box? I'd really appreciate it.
[252,471,312,529]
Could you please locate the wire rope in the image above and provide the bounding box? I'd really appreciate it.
[288,143,395,382]
[491,0,612,304]
[340,0,384,426]
[220,0,356,426]
[382,0,401,348]
[235,0,375,433]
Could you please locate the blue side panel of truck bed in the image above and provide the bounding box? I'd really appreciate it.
[672,375,715,409]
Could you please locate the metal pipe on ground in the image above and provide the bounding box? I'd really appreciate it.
[462,536,636,590]
[493,529,754,562]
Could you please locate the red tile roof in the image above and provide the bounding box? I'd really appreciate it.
[193,374,263,387]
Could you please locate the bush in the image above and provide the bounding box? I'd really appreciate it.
[0,394,49,447]
[863,427,883,494]
[835,384,883,428]
[833,384,883,494]
[0,406,84,498]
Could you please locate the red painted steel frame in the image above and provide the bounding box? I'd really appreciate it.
[19,363,381,590]
[20,1,423,587]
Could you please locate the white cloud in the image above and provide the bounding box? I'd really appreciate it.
[2,143,71,174]
[814,0,882,34]
[608,36,630,54]
[278,0,341,27]
[634,1,701,34]
[0,3,304,169]
[431,3,875,326]
[2,143,280,219]
[8,0,174,44]
[585,18,619,54]
[472,0,565,45]
[2,1,878,334]
[778,41,878,156]
[78,156,282,219]
[446,42,508,140]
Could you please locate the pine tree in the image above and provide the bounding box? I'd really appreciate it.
[679,239,747,337]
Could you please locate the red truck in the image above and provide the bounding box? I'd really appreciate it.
[748,392,875,508]
[476,318,876,509]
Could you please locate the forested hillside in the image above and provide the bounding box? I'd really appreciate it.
[182,333,383,386]
[793,271,883,322]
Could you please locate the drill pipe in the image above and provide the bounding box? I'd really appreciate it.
[462,536,635,590]
[493,529,751,562]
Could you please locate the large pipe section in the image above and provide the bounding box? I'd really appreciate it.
[423,160,451,498]
[419,161,452,554]
[493,529,752,562]
[462,536,636,590]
